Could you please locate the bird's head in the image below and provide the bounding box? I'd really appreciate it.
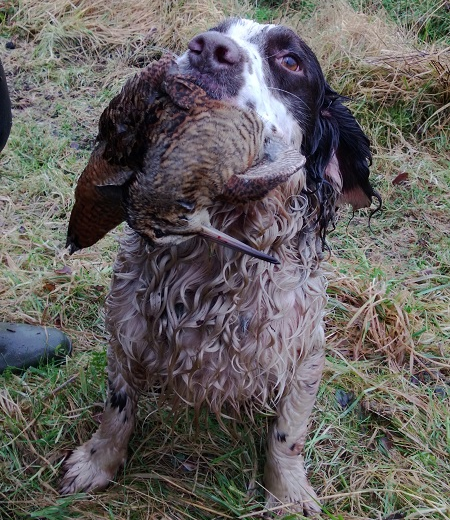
[128,203,279,264]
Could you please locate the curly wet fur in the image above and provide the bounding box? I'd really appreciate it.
[106,171,326,415]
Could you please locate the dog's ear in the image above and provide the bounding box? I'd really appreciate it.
[304,84,379,210]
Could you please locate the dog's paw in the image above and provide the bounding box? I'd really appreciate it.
[264,457,321,517]
[60,439,126,495]
[264,484,321,517]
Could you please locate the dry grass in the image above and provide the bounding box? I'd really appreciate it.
[291,2,450,146]
[7,0,255,66]
[1,0,449,519]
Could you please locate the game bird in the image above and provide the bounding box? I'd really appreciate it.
[66,54,305,264]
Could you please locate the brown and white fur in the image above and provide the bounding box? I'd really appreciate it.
[60,18,379,515]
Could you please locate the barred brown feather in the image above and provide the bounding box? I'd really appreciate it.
[66,56,303,254]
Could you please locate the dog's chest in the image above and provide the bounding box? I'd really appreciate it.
[106,187,326,410]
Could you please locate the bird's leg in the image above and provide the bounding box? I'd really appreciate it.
[221,140,306,203]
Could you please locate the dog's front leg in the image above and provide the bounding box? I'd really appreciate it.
[264,341,324,516]
[60,338,139,494]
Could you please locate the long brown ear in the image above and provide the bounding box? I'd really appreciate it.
[312,85,381,211]
[322,94,381,210]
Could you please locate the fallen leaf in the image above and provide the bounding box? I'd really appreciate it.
[55,265,72,275]
[392,172,409,186]
[379,435,393,455]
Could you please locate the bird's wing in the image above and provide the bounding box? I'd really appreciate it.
[66,55,177,253]
[66,146,133,252]
[99,53,177,167]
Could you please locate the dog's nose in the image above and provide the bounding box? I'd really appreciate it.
[188,31,241,70]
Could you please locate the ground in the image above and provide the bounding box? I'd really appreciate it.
[0,1,449,519]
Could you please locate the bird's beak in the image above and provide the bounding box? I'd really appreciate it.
[199,225,279,265]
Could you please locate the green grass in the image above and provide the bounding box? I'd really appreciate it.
[1,0,449,518]
[254,1,319,21]
[349,0,450,44]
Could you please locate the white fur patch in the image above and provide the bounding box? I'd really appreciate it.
[176,19,303,149]
[226,20,303,148]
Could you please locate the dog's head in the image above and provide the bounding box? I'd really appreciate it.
[177,18,380,236]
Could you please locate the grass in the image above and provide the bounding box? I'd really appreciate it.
[0,0,449,518]
[349,0,450,44]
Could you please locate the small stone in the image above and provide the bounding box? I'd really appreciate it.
[5,41,16,50]
[434,386,447,398]
[335,388,355,409]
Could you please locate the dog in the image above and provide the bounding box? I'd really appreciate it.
[60,17,379,515]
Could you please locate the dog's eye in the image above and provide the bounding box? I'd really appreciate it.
[279,55,301,72]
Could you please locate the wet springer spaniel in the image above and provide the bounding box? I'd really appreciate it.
[61,18,379,515]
